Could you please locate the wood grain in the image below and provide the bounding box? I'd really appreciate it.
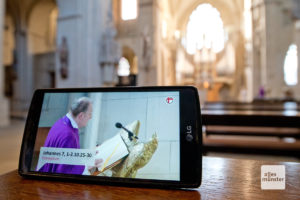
[0,157,299,200]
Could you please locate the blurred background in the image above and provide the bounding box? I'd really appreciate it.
[0,0,300,174]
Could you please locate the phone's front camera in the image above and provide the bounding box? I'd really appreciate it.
[186,134,193,142]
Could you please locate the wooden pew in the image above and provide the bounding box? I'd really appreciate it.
[201,101,300,156]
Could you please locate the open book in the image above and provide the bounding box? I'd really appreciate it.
[92,134,129,175]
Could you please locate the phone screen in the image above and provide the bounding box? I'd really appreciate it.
[30,91,180,181]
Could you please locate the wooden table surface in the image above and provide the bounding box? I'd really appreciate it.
[0,157,299,200]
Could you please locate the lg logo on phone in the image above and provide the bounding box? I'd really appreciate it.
[186,126,193,142]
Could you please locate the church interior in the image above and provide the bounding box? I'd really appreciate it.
[0,0,300,175]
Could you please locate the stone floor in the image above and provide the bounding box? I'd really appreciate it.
[0,119,299,175]
[0,119,25,175]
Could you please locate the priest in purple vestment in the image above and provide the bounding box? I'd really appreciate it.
[38,97,96,175]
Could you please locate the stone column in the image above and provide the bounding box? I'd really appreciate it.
[0,0,9,126]
[12,28,33,114]
[252,0,267,98]
[264,0,293,98]
[138,0,157,86]
[233,31,246,100]
[56,0,106,88]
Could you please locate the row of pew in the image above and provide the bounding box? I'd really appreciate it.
[201,101,300,157]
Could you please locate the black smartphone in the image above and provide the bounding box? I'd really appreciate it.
[18,86,202,188]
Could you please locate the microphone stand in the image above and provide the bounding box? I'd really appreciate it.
[115,122,139,141]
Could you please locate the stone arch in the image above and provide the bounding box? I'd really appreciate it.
[178,1,243,56]
[27,0,58,89]
[185,3,226,54]
[177,0,242,34]
[174,0,245,101]
[27,0,58,54]
[116,46,138,86]
[283,44,298,86]
[122,46,138,75]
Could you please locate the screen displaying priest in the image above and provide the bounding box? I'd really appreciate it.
[38,97,102,175]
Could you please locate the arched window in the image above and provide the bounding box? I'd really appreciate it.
[186,3,225,55]
[284,44,298,86]
[121,0,137,20]
[118,57,130,76]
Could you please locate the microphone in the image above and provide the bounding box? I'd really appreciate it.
[115,122,139,141]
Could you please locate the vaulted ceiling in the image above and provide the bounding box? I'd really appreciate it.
[6,0,56,27]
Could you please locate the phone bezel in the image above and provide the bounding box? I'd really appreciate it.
[18,86,202,188]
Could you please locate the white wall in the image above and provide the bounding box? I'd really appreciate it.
[96,92,180,180]
[83,93,102,149]
[38,93,70,127]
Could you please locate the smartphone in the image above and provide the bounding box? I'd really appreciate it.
[18,86,202,188]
